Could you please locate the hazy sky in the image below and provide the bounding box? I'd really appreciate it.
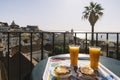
[0,0,120,32]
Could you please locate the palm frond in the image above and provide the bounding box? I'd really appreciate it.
[90,2,95,8]
[82,11,87,13]
[82,13,89,19]
[84,6,90,11]
[95,4,104,11]
[98,12,103,16]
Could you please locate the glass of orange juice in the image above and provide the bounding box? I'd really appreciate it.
[69,45,80,66]
[89,46,101,70]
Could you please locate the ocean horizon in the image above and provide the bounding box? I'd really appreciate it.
[76,33,120,42]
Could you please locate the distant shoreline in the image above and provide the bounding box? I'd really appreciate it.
[76,34,120,42]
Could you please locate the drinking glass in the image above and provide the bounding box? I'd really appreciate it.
[89,46,101,70]
[69,45,80,66]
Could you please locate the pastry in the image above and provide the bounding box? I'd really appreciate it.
[80,66,95,76]
[53,66,71,78]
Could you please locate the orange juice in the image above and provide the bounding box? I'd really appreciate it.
[69,46,79,66]
[89,47,101,70]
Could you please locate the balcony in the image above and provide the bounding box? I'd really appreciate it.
[0,31,120,80]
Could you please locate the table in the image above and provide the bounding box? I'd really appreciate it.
[31,54,120,80]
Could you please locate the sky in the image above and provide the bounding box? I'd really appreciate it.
[0,0,120,32]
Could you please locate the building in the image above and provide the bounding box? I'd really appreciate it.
[9,21,22,32]
[54,30,74,45]
[26,25,39,31]
[0,22,9,32]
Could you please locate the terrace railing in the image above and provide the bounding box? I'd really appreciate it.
[0,31,120,80]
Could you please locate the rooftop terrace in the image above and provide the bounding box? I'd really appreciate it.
[0,31,120,80]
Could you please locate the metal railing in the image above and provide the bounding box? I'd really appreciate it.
[0,31,120,80]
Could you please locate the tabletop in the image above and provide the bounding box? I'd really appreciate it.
[31,54,120,80]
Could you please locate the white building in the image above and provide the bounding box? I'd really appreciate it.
[0,22,9,31]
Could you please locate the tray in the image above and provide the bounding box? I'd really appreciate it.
[43,56,120,80]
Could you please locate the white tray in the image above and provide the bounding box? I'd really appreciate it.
[43,55,120,80]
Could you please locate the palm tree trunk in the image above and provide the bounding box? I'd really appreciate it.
[91,26,94,46]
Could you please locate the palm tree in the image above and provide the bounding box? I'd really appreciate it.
[82,2,104,46]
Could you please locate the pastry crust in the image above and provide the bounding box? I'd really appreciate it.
[53,66,71,78]
[80,66,95,76]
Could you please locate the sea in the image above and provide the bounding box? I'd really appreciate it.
[76,33,120,42]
